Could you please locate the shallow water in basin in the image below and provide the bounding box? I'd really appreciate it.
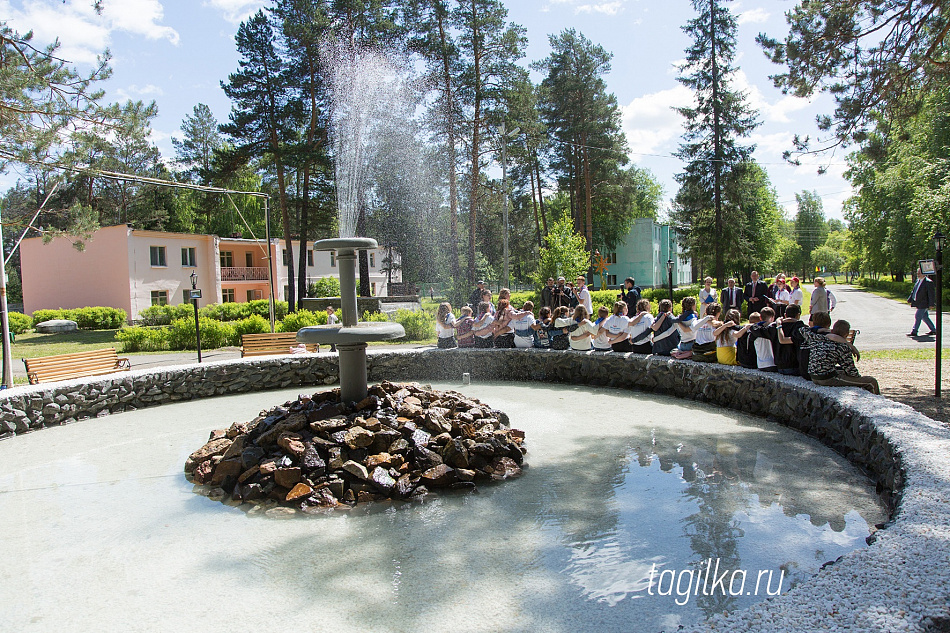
[0,382,886,633]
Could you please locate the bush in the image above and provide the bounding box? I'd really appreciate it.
[309,276,341,298]
[857,277,914,297]
[8,312,31,334]
[167,317,235,350]
[201,302,252,322]
[361,311,389,322]
[278,309,327,333]
[115,326,169,352]
[232,314,272,340]
[31,306,127,329]
[247,299,288,321]
[394,308,434,341]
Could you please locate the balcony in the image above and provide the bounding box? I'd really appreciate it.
[221,266,269,282]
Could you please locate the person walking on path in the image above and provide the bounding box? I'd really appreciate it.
[809,277,837,320]
[908,268,937,337]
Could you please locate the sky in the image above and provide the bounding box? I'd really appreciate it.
[1,0,854,221]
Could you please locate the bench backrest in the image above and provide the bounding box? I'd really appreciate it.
[241,332,319,356]
[24,348,124,383]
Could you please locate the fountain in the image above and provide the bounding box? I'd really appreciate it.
[296,238,404,403]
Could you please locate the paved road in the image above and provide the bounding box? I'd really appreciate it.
[826,284,950,350]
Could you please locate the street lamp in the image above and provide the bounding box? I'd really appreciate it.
[497,122,520,289]
[667,258,674,303]
[935,231,944,398]
[191,271,202,363]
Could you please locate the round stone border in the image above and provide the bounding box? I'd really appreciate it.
[1,348,948,632]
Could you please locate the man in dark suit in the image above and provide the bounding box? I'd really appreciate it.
[908,268,937,337]
[721,277,743,314]
[744,271,769,318]
[468,280,486,308]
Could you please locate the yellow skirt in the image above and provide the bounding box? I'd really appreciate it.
[717,346,738,366]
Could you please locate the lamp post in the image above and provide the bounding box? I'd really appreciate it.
[935,231,944,398]
[191,271,202,363]
[497,122,520,288]
[667,258,674,304]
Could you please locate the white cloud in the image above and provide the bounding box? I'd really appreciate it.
[737,7,770,25]
[204,0,264,24]
[544,0,628,16]
[115,83,165,101]
[620,84,693,160]
[0,0,178,65]
[732,68,812,124]
[576,1,625,15]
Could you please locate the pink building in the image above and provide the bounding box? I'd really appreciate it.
[21,225,401,321]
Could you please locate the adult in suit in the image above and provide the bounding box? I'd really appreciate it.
[721,278,743,314]
[743,271,769,318]
[540,277,556,310]
[908,268,937,337]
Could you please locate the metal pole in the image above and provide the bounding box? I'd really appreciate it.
[192,276,202,364]
[264,197,276,333]
[668,260,674,304]
[0,203,12,388]
[501,124,510,288]
[937,237,943,398]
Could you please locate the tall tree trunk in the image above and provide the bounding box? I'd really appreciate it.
[271,129,296,312]
[298,165,310,308]
[466,0,482,287]
[357,202,370,297]
[529,153,542,248]
[436,6,461,283]
[582,133,593,251]
[710,0,725,289]
[534,152,548,236]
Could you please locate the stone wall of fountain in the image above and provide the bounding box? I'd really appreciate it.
[2,349,949,631]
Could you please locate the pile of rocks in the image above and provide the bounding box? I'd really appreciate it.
[185,381,526,515]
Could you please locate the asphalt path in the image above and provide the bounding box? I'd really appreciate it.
[825,284,950,350]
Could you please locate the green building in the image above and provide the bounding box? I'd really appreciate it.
[601,218,692,289]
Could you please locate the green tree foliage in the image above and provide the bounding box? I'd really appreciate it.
[675,0,759,286]
[454,0,527,286]
[221,10,300,310]
[758,1,950,155]
[534,212,590,287]
[535,29,629,252]
[793,190,828,278]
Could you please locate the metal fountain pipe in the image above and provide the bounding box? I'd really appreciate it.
[337,247,359,327]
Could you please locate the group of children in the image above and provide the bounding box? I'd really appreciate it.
[434,290,880,394]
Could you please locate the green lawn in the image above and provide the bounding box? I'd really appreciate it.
[856,287,909,303]
[861,348,936,361]
[12,329,122,359]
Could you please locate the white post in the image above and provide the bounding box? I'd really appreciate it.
[0,203,13,388]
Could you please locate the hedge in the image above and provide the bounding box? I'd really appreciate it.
[856,277,914,298]
[8,312,31,334]
[31,307,127,330]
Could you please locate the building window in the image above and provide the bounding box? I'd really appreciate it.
[307,250,314,266]
[247,289,261,302]
[222,288,235,303]
[150,246,166,267]
[150,290,168,306]
[181,247,197,267]
[220,251,233,268]
[369,253,376,268]
[330,252,336,268]
[606,274,617,286]
[605,252,617,264]
[245,252,253,267]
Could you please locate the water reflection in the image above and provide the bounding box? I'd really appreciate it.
[0,382,886,633]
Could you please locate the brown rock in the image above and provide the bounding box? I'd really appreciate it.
[259,459,278,476]
[211,458,243,485]
[342,460,370,481]
[489,456,522,479]
[278,433,306,457]
[193,459,214,484]
[398,403,423,418]
[366,453,393,469]
[362,417,382,432]
[286,482,312,501]
[208,429,227,441]
[343,426,374,449]
[371,466,396,492]
[395,473,415,497]
[309,416,349,434]
[420,464,456,487]
[238,465,260,484]
[389,438,410,454]
[404,396,422,407]
[275,467,302,489]
[221,435,246,460]
[188,438,232,465]
[358,491,385,503]
[456,468,476,482]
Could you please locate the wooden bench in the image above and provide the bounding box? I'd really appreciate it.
[847,329,860,345]
[241,332,320,358]
[24,348,131,385]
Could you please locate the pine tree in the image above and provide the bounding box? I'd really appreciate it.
[221,10,300,310]
[675,0,758,287]
[453,0,527,286]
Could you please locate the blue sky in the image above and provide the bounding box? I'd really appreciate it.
[2,0,853,221]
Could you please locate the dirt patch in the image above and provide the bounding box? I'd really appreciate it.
[858,358,950,426]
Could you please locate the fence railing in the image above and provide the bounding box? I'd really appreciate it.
[221,267,269,282]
